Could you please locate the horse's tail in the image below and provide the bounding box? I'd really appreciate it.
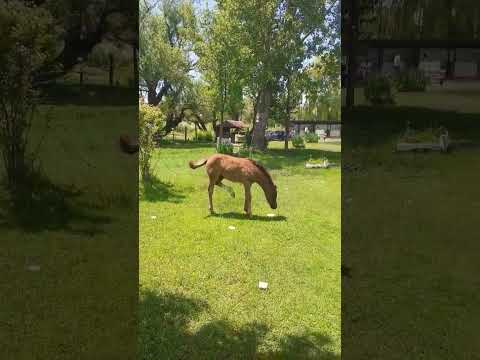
[189,158,208,169]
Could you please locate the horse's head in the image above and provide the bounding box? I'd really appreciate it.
[266,184,277,209]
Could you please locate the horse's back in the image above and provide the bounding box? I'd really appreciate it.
[206,154,255,183]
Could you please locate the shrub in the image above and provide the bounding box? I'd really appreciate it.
[196,131,213,142]
[304,133,319,143]
[292,136,305,148]
[237,143,251,158]
[395,69,429,92]
[0,2,59,190]
[364,75,395,105]
[139,103,163,180]
[217,142,233,155]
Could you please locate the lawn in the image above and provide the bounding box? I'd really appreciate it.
[1,104,138,359]
[139,141,341,359]
[342,107,480,359]
[342,80,480,113]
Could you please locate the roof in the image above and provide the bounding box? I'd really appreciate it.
[291,119,341,125]
[216,120,248,129]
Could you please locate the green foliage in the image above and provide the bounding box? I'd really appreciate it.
[139,103,164,179]
[364,75,395,105]
[395,69,429,92]
[139,1,195,86]
[216,142,234,155]
[237,144,251,158]
[308,156,330,165]
[195,131,213,142]
[292,136,306,148]
[304,133,319,143]
[300,51,341,122]
[0,1,59,188]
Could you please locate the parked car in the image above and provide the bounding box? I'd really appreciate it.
[266,130,287,141]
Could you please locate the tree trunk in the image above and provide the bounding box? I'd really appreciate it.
[147,83,158,105]
[109,54,115,87]
[133,46,139,88]
[285,75,291,151]
[212,111,217,143]
[284,119,290,150]
[252,87,272,151]
[345,0,357,108]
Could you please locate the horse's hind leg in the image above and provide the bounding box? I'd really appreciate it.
[216,176,235,198]
[208,180,215,214]
[243,183,252,217]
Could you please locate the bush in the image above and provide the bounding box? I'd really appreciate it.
[217,142,233,155]
[139,103,163,180]
[395,69,429,92]
[364,75,395,105]
[304,133,319,143]
[237,143,251,158]
[195,131,213,142]
[292,136,305,148]
[0,2,59,190]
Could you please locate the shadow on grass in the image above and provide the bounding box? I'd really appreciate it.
[208,212,287,222]
[140,175,186,203]
[0,176,111,234]
[38,83,137,107]
[139,289,339,360]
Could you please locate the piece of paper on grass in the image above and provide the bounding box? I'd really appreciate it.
[258,281,268,290]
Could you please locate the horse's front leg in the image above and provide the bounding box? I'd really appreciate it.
[243,183,252,218]
[208,181,215,214]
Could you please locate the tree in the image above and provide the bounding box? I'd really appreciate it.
[29,0,138,83]
[0,1,59,190]
[197,2,251,147]
[89,40,131,86]
[139,0,198,106]
[213,0,332,150]
[271,72,305,150]
[301,51,341,122]
[139,102,164,180]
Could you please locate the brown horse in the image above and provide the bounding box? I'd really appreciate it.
[189,154,277,217]
[119,135,139,154]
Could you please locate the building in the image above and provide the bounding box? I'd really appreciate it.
[290,121,341,138]
[215,120,248,142]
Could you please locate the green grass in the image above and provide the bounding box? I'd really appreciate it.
[342,107,480,359]
[139,141,341,359]
[343,81,480,113]
[1,104,137,359]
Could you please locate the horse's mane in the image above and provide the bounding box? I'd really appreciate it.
[249,159,274,187]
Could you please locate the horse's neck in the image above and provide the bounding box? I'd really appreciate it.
[255,172,273,193]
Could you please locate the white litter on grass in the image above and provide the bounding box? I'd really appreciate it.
[228,225,236,230]
[267,213,276,217]
[27,265,41,272]
[151,215,157,219]
[258,281,268,290]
